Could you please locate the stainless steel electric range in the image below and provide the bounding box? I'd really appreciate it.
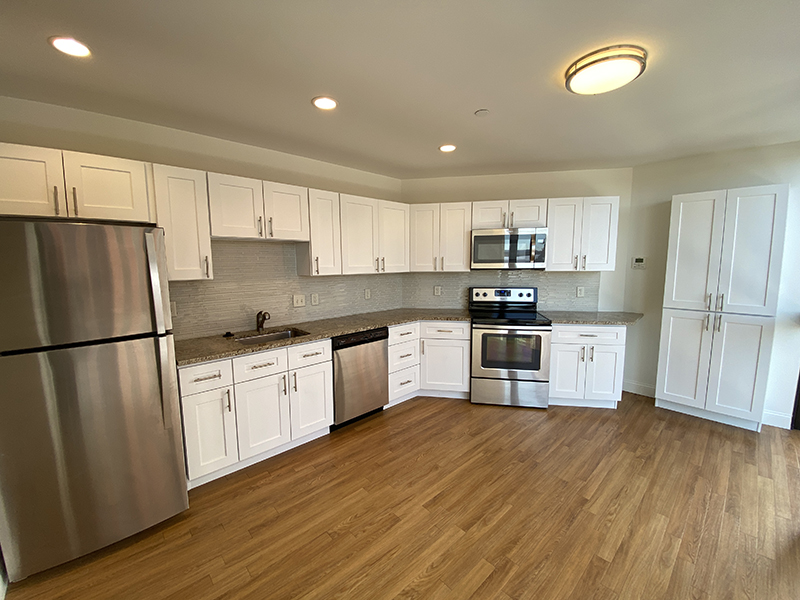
[469,287,552,408]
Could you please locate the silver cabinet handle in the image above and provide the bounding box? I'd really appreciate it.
[205,256,210,278]
[251,361,276,370]
[293,371,298,392]
[400,331,413,336]
[716,315,722,333]
[719,294,724,311]
[441,256,444,270]
[302,351,322,358]
[258,216,263,237]
[268,216,274,237]
[434,256,437,271]
[53,186,60,216]
[578,334,597,338]
[437,329,453,333]
[72,187,79,216]
[502,211,507,227]
[400,380,413,386]
[400,353,412,359]
[421,340,425,355]
[574,255,579,270]
[704,315,710,331]
[282,374,287,395]
[580,346,585,362]
[582,255,587,270]
[193,372,222,383]
[381,257,385,272]
[510,212,515,227]
[375,257,380,272]
[589,346,594,362]
[315,256,320,274]
[706,293,713,311]
[225,388,232,412]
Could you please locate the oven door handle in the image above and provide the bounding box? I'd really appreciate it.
[472,324,552,332]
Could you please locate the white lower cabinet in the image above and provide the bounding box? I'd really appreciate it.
[235,373,291,460]
[388,324,421,403]
[419,322,471,393]
[390,365,421,401]
[549,325,626,406]
[181,385,239,480]
[289,362,334,438]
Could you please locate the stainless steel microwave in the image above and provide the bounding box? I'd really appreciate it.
[471,228,547,270]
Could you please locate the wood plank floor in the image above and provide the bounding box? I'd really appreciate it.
[7,393,800,599]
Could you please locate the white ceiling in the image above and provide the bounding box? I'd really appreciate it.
[2,0,800,179]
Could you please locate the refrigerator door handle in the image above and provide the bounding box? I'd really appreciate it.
[157,336,178,430]
[145,230,168,335]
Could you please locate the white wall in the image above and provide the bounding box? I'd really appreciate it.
[625,140,800,426]
[401,167,634,311]
[0,96,402,201]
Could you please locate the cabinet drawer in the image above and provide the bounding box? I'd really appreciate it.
[389,365,421,401]
[420,321,470,340]
[389,339,420,373]
[389,322,420,345]
[288,339,332,369]
[233,347,289,383]
[179,359,233,396]
[551,325,626,345]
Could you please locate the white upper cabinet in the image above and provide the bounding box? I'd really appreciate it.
[263,181,309,241]
[62,151,151,222]
[471,199,547,229]
[379,200,410,273]
[0,143,66,217]
[411,202,471,272]
[208,172,264,239]
[153,164,213,281]
[546,196,619,271]
[298,189,342,276]
[664,185,787,316]
[340,194,380,274]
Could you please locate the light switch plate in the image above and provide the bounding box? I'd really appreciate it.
[170,301,178,317]
[576,286,585,298]
[434,285,442,296]
[293,294,306,307]
[311,293,319,306]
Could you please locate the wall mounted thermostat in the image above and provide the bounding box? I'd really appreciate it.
[631,257,647,270]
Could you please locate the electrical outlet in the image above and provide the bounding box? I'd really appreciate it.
[311,293,319,306]
[293,294,306,307]
[365,289,371,300]
[576,286,585,298]
[170,301,178,317]
[434,285,442,296]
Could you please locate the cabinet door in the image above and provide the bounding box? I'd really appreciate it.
[153,164,213,281]
[181,386,238,480]
[545,198,583,271]
[717,185,788,317]
[340,194,379,274]
[580,196,619,271]
[263,181,309,241]
[705,314,774,421]
[585,345,625,401]
[410,203,439,272]
[62,151,150,222]
[235,373,291,460]
[663,190,726,311]
[440,202,472,271]
[208,172,264,238]
[420,339,470,392]
[471,200,508,229]
[0,143,66,217]
[290,362,333,439]
[549,343,586,399]
[379,200,410,273]
[655,309,713,409]
[307,189,342,276]
[508,198,547,228]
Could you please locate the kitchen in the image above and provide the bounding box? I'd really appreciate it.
[2,1,800,598]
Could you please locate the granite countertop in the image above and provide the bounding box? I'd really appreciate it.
[175,308,644,366]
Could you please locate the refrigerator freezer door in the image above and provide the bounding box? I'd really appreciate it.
[0,220,171,353]
[0,336,188,582]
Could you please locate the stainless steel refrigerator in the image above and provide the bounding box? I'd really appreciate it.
[0,218,188,582]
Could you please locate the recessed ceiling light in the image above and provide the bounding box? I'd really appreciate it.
[49,37,91,58]
[565,45,647,95]
[312,96,337,110]
[439,144,456,153]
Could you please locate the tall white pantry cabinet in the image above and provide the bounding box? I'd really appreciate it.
[655,184,789,430]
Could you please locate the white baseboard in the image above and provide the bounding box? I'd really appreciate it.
[187,428,329,490]
[549,398,618,410]
[761,410,793,430]
[420,390,470,400]
[655,399,761,432]
[623,379,656,398]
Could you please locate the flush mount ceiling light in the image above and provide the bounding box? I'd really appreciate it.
[565,44,647,95]
[49,37,91,57]
[439,144,456,152]
[312,96,337,110]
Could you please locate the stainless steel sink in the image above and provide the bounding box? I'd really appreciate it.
[235,329,310,345]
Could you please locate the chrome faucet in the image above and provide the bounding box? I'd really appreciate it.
[256,311,271,333]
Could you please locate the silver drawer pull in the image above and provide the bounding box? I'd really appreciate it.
[578,334,598,337]
[437,329,453,333]
[399,331,413,336]
[193,373,222,383]
[302,351,322,358]
[400,380,413,386]
[400,353,412,359]
[251,361,276,369]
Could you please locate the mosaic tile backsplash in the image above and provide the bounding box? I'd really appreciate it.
[169,240,600,340]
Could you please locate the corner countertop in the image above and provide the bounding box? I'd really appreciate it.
[174,308,644,367]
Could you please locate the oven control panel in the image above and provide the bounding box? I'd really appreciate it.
[470,287,537,302]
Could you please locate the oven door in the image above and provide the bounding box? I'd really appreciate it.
[471,324,551,381]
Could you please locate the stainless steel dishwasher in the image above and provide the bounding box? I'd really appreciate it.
[332,327,389,425]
